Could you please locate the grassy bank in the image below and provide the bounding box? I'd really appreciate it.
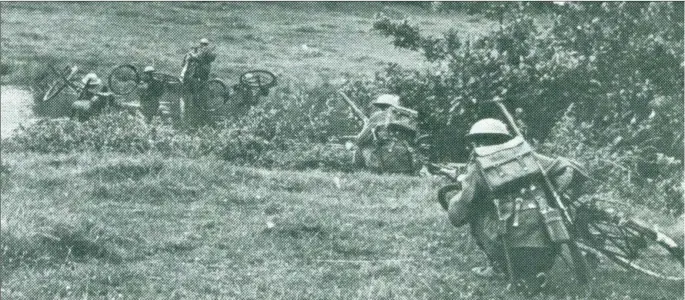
[1,153,682,299]
[0,2,496,86]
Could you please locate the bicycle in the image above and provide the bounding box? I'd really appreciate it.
[571,198,683,281]
[108,65,276,113]
[433,95,683,285]
[34,65,81,102]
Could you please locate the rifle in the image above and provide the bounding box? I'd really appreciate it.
[391,104,418,119]
[338,91,369,125]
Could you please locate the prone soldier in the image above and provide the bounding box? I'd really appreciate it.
[340,93,423,174]
[70,73,118,122]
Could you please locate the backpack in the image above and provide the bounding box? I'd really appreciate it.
[473,136,569,248]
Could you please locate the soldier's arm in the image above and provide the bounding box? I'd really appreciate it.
[447,165,481,227]
[536,153,590,196]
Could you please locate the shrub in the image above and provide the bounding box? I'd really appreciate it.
[2,109,358,172]
[368,2,683,212]
[370,2,683,163]
[541,106,683,215]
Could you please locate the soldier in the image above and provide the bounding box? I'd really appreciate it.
[232,73,270,106]
[446,118,589,293]
[184,38,216,82]
[353,94,420,174]
[70,73,117,121]
[137,66,165,123]
[181,38,216,126]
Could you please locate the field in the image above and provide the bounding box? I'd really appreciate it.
[0,2,497,86]
[1,2,683,299]
[2,153,682,299]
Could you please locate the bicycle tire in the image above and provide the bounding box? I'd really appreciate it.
[42,65,73,101]
[108,64,139,95]
[575,203,684,281]
[205,78,228,111]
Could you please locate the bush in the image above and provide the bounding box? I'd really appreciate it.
[541,106,683,215]
[368,2,683,212]
[371,2,683,162]
[2,110,358,172]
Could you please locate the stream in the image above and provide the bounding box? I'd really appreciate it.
[1,85,38,139]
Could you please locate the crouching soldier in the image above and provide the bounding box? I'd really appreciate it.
[446,118,589,293]
[353,94,422,174]
[71,73,118,122]
[137,66,166,123]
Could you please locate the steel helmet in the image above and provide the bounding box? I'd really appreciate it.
[143,66,155,73]
[466,118,511,139]
[81,73,102,86]
[244,73,256,81]
[372,94,400,107]
[200,38,209,45]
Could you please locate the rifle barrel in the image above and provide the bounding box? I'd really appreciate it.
[338,91,368,124]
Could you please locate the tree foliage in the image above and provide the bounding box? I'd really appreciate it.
[371,2,683,163]
[369,2,683,213]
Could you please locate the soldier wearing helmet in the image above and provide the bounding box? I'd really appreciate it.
[353,94,420,174]
[232,73,270,106]
[180,38,217,126]
[70,73,118,121]
[446,118,590,292]
[137,66,166,123]
[185,38,216,82]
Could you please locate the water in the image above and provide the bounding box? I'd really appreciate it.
[1,86,37,139]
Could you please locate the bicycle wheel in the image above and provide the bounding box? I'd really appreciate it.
[575,204,684,281]
[205,78,228,111]
[108,64,139,95]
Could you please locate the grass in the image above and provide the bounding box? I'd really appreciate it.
[1,3,682,299]
[1,153,682,299]
[0,2,497,86]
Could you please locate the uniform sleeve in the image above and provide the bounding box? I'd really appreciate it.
[536,153,590,196]
[447,164,482,227]
[199,49,216,64]
[356,124,373,145]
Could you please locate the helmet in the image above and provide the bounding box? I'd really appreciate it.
[143,66,155,73]
[199,38,209,45]
[466,118,511,139]
[81,73,102,86]
[372,94,400,107]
